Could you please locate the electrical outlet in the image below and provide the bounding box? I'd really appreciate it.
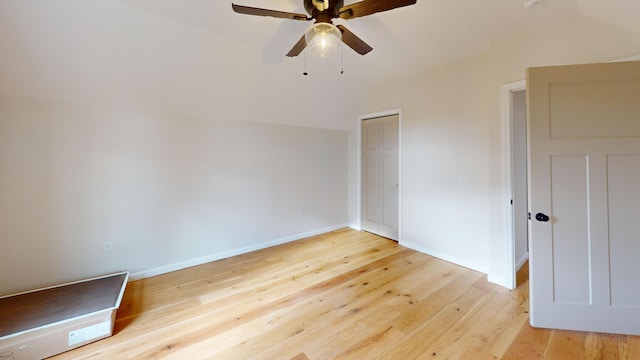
[104,241,113,254]
[460,175,471,183]
[298,207,304,217]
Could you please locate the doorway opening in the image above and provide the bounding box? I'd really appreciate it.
[501,80,529,289]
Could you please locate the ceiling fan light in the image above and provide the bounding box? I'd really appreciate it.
[305,23,342,58]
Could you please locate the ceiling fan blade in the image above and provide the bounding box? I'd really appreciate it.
[286,34,307,57]
[232,4,309,21]
[336,25,373,55]
[338,0,417,20]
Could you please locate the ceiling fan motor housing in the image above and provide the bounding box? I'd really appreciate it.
[304,0,344,18]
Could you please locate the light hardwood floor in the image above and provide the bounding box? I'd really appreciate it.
[50,228,640,359]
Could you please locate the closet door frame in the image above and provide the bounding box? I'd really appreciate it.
[356,108,402,241]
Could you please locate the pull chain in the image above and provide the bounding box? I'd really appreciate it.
[340,45,344,75]
[303,51,308,76]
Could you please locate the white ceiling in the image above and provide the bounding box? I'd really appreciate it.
[1,0,639,130]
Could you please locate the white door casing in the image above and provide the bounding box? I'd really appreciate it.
[499,80,528,289]
[528,60,640,335]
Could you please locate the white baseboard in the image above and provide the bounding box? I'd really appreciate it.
[130,224,348,281]
[487,274,509,288]
[516,252,529,271]
[488,252,529,289]
[399,240,489,275]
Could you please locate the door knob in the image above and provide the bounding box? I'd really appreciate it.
[535,213,550,222]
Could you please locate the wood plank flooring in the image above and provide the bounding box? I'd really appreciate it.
[49,228,640,359]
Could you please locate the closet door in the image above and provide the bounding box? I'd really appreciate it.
[362,115,399,240]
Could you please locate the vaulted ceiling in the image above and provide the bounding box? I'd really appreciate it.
[1,0,638,130]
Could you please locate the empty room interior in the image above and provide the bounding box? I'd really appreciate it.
[1,0,640,359]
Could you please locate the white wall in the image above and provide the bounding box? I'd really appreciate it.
[355,55,493,273]
[0,98,348,295]
[350,15,640,284]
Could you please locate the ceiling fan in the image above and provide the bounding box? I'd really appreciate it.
[231,0,417,57]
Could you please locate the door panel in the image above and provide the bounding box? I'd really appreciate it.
[549,155,590,305]
[549,80,640,139]
[528,60,640,335]
[381,155,396,227]
[366,151,379,223]
[608,155,640,308]
[380,116,399,236]
[363,119,380,227]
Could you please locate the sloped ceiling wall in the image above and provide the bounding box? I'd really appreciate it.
[0,0,365,130]
[1,0,638,131]
[578,0,640,35]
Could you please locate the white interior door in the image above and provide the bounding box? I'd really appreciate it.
[361,115,399,240]
[528,60,640,335]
